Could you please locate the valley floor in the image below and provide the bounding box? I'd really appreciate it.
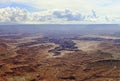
[0,33,120,81]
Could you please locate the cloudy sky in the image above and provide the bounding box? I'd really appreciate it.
[0,0,120,24]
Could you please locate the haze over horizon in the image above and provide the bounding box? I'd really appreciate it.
[0,0,120,24]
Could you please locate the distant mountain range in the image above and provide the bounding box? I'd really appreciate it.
[0,24,120,35]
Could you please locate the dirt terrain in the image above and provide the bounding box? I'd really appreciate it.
[0,33,120,81]
[73,40,101,52]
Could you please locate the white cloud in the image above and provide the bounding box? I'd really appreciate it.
[0,0,9,3]
[0,0,120,24]
[0,7,29,23]
[0,7,119,24]
[38,0,120,19]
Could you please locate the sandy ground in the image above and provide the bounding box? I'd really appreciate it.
[17,35,43,44]
[73,40,101,52]
[80,35,120,39]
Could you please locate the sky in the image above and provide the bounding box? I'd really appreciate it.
[0,0,120,24]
